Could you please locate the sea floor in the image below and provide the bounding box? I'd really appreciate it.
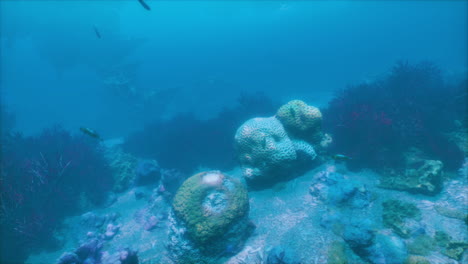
[27,162,468,264]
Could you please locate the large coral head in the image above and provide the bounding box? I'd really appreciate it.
[172,171,249,245]
[276,100,323,141]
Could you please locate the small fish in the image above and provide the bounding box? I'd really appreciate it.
[93,25,101,39]
[332,154,352,161]
[137,0,151,11]
[80,127,102,141]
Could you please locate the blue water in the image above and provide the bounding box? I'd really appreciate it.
[2,1,466,137]
[1,1,467,264]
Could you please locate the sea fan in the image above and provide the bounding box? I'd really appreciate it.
[0,126,113,263]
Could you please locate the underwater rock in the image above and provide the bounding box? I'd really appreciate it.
[407,234,434,256]
[366,234,408,264]
[57,252,80,264]
[434,231,468,260]
[446,127,468,156]
[235,116,317,187]
[276,100,323,145]
[382,200,421,238]
[100,248,139,264]
[75,239,103,260]
[134,190,146,200]
[58,238,104,264]
[168,171,252,264]
[342,218,375,256]
[434,204,467,221]
[143,215,158,231]
[134,159,160,186]
[57,238,139,264]
[119,248,139,264]
[104,223,120,240]
[160,168,186,197]
[265,246,301,264]
[380,159,444,196]
[105,147,139,192]
[342,217,408,264]
[310,171,372,209]
[327,241,348,264]
[81,212,105,228]
[443,241,468,260]
[404,255,431,264]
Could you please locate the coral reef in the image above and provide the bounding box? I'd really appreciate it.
[324,62,466,172]
[235,116,298,185]
[276,99,323,145]
[235,100,327,187]
[0,126,114,264]
[168,171,252,263]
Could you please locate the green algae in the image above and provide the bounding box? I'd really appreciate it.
[382,199,421,238]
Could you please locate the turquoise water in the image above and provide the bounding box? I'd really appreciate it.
[1,1,467,264]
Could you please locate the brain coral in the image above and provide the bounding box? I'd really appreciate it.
[172,171,249,245]
[276,100,323,143]
[234,117,298,183]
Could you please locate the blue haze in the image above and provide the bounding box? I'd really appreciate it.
[1,1,466,138]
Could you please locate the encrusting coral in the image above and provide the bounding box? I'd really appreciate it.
[104,146,139,192]
[382,199,421,238]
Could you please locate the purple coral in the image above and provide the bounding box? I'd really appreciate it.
[0,126,113,263]
[324,62,466,171]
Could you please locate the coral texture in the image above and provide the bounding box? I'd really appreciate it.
[276,100,323,144]
[172,171,249,245]
[380,160,444,196]
[235,117,298,184]
[169,171,252,263]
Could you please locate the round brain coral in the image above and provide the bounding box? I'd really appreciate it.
[234,117,297,183]
[172,171,249,245]
[276,100,323,142]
